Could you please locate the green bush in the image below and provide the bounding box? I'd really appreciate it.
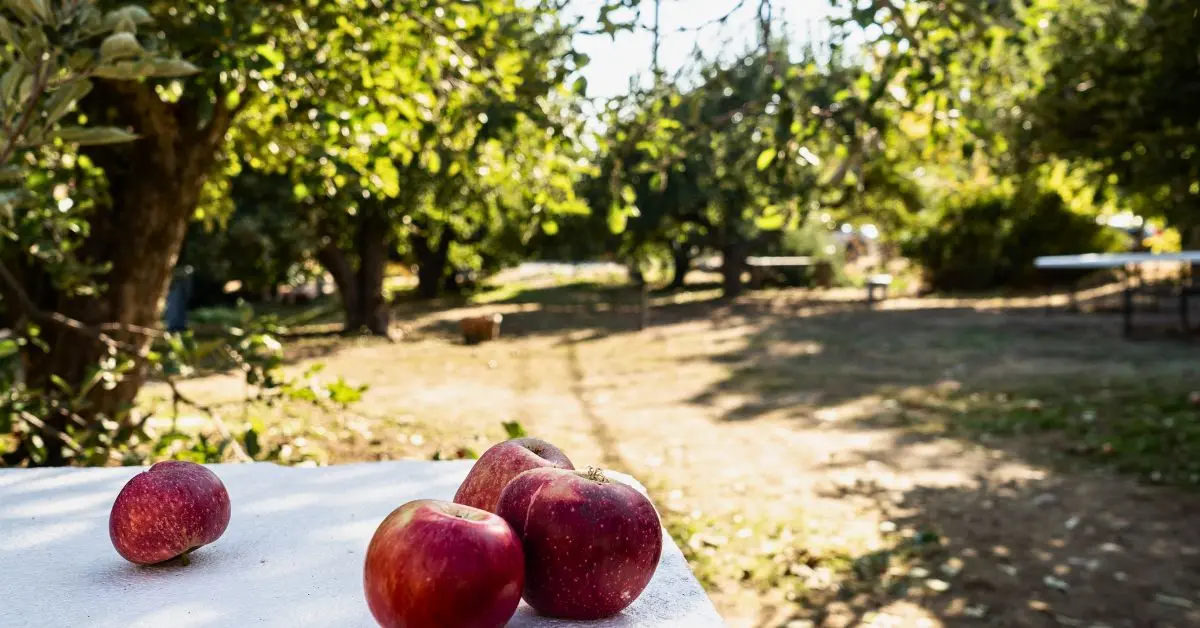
[903,188,1126,292]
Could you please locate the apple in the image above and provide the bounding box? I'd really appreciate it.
[109,460,231,565]
[496,467,663,620]
[363,499,525,628]
[454,437,573,513]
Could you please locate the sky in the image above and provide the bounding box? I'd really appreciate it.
[564,0,839,100]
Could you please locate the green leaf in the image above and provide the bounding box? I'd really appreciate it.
[24,0,50,22]
[106,6,154,27]
[43,79,92,126]
[608,201,628,234]
[756,148,778,171]
[91,61,141,80]
[243,428,261,458]
[99,32,143,63]
[53,126,139,146]
[620,184,637,205]
[502,420,527,439]
[0,17,14,44]
[49,374,71,393]
[755,212,786,230]
[541,220,559,235]
[373,158,400,197]
[149,59,201,78]
[572,76,588,95]
[426,151,442,174]
[650,172,666,192]
[1,64,24,105]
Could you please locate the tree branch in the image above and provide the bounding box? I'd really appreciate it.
[199,87,253,154]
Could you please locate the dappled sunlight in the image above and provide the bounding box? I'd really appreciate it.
[0,520,92,553]
[812,395,886,424]
[3,490,113,519]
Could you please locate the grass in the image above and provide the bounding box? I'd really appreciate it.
[912,381,1200,487]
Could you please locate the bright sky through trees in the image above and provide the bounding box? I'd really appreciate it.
[567,0,837,99]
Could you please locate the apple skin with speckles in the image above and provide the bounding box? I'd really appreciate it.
[454,437,574,513]
[496,467,663,620]
[364,499,525,628]
[109,461,231,565]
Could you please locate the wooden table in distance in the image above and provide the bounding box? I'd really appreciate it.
[0,461,723,628]
[1034,251,1200,337]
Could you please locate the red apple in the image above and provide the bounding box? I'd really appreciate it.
[454,437,573,513]
[496,467,663,619]
[364,499,525,628]
[109,460,231,565]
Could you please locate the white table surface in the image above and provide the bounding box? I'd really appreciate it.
[0,461,723,628]
[1034,251,1200,268]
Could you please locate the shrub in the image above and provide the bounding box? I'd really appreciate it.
[903,187,1126,292]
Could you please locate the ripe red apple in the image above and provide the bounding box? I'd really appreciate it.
[364,499,525,628]
[109,460,231,565]
[496,467,663,620]
[454,437,574,513]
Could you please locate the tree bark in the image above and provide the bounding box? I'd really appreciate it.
[317,212,391,337]
[316,243,362,331]
[4,80,239,463]
[721,242,746,298]
[354,212,390,336]
[669,242,692,290]
[413,230,452,300]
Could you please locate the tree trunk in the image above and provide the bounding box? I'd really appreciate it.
[413,231,452,300]
[317,243,362,331]
[721,242,746,298]
[669,243,692,290]
[2,80,237,463]
[354,212,390,336]
[317,213,391,337]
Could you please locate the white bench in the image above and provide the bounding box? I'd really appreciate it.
[866,273,893,306]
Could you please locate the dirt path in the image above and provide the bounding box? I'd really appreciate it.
[149,294,1200,627]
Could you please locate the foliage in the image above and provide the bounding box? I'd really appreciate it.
[587,35,902,294]
[2,311,365,466]
[0,0,198,293]
[903,184,1125,292]
[1017,0,1200,243]
[3,0,592,463]
[182,169,321,303]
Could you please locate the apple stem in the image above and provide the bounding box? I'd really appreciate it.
[180,552,192,567]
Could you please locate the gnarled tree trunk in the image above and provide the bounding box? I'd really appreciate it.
[318,210,391,337]
[0,80,242,464]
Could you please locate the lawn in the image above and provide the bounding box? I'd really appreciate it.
[140,281,1200,627]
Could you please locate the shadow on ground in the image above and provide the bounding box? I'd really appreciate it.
[760,473,1200,627]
